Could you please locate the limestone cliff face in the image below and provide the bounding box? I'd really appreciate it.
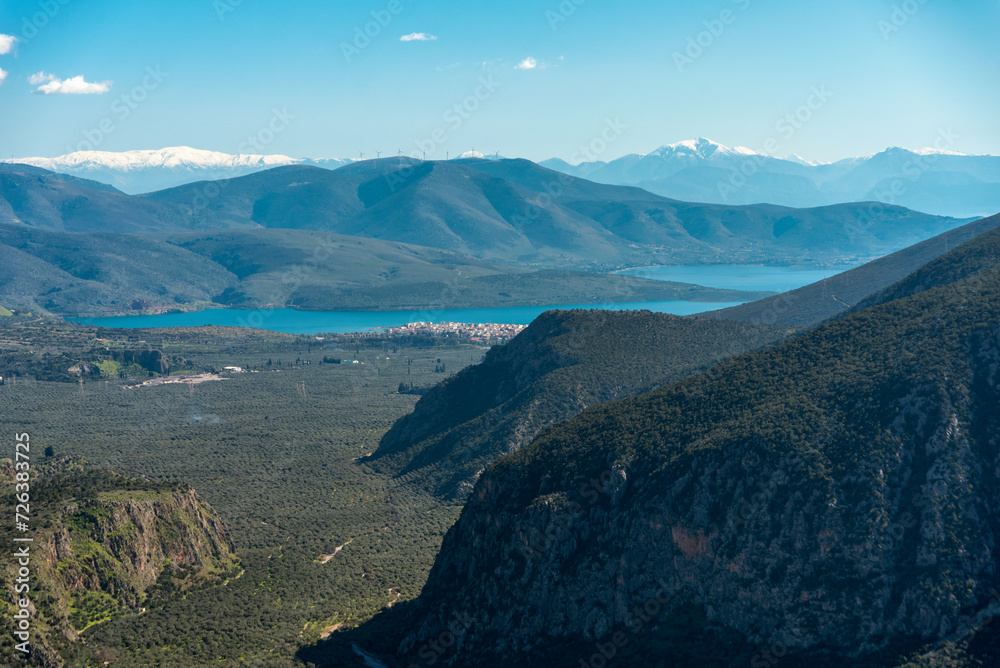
[43,486,237,607]
[391,261,1000,666]
[0,469,238,666]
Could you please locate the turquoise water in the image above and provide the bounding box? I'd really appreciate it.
[618,265,849,293]
[71,266,850,335]
[71,300,747,335]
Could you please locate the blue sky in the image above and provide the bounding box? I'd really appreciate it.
[0,0,997,163]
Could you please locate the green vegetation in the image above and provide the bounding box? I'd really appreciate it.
[69,592,121,632]
[0,320,478,666]
[0,305,12,316]
[0,222,767,317]
[370,309,788,498]
[347,227,1000,667]
[0,463,238,665]
[1,160,966,318]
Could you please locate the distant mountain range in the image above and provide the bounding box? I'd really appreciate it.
[13,141,1000,218]
[0,158,978,316]
[1,158,969,268]
[13,147,353,195]
[541,137,1000,218]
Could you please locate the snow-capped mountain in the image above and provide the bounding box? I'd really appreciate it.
[541,139,1000,218]
[16,147,353,194]
[14,141,1000,217]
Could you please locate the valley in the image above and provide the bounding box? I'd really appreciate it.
[3,2,999,666]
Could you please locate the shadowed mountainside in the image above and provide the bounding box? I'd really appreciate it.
[321,224,1000,668]
[367,310,788,499]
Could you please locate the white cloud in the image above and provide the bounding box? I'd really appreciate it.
[0,34,16,55]
[400,32,437,42]
[31,73,112,95]
[0,68,7,86]
[28,71,56,85]
[514,57,538,70]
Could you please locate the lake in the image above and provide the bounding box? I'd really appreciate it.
[618,265,849,293]
[72,300,748,335]
[71,265,849,335]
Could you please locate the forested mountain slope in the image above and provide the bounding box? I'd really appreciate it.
[351,225,1000,667]
[368,310,787,499]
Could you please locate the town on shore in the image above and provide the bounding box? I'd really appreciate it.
[377,320,527,344]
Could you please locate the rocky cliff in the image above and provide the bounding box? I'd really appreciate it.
[0,464,239,666]
[370,228,1000,667]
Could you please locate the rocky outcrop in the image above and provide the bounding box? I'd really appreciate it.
[1,469,238,666]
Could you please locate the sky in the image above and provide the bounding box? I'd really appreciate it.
[0,0,998,163]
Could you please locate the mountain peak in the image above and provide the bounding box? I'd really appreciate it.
[649,137,760,159]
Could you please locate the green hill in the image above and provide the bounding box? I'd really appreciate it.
[338,225,1000,667]
[147,159,968,267]
[0,168,201,233]
[368,310,788,499]
[0,222,237,316]
[0,224,767,316]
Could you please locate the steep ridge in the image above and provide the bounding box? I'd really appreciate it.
[0,463,239,666]
[367,310,788,499]
[702,212,1000,326]
[360,226,1000,667]
[849,221,1000,313]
